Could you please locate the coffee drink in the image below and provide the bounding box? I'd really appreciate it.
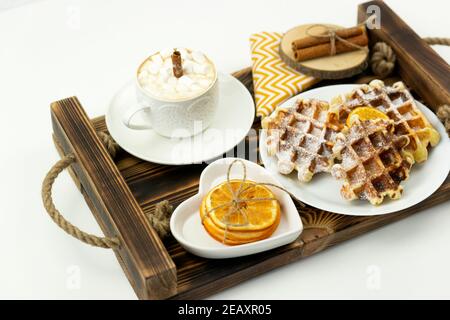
[137,48,216,101]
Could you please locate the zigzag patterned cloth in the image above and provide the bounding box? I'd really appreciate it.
[250,32,319,118]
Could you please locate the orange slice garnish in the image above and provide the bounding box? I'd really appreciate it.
[200,197,280,245]
[201,180,280,231]
[346,106,389,127]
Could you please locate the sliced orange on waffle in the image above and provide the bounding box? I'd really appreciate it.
[200,180,281,246]
[346,106,389,127]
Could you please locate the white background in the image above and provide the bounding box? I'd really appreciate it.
[0,0,449,299]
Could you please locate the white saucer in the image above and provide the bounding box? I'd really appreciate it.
[260,84,450,216]
[105,73,255,165]
[170,158,302,259]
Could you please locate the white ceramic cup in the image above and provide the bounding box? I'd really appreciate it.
[122,51,219,138]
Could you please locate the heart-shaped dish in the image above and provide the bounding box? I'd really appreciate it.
[170,157,303,259]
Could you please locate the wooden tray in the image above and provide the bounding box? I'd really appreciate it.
[49,1,450,300]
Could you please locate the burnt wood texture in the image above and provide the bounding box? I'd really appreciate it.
[50,1,449,299]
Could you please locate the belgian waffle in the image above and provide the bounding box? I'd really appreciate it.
[331,119,413,205]
[329,80,440,163]
[261,98,341,182]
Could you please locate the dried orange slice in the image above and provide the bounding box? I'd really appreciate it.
[201,202,280,245]
[202,219,280,246]
[200,180,281,245]
[346,106,389,127]
[202,180,280,232]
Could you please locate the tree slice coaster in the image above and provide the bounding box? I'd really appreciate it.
[280,24,369,80]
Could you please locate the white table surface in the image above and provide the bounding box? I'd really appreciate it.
[0,0,449,300]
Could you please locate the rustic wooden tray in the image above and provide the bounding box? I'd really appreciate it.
[47,1,449,299]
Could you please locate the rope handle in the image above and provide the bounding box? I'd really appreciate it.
[41,154,121,249]
[423,37,450,46]
[371,37,450,78]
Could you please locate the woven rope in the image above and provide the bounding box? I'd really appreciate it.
[42,131,173,249]
[42,154,121,249]
[370,42,396,78]
[436,105,450,135]
[371,37,450,78]
[423,37,450,46]
[97,131,120,158]
[147,200,173,239]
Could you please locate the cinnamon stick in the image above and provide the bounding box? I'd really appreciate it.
[292,25,365,51]
[293,33,368,62]
[171,49,183,78]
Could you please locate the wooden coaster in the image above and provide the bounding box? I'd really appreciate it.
[280,24,369,79]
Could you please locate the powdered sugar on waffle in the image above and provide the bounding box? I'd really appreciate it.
[262,98,340,182]
[329,80,440,163]
[331,119,413,205]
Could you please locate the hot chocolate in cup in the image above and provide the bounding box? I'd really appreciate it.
[138,48,217,101]
[122,48,219,138]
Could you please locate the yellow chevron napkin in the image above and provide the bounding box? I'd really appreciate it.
[250,32,319,118]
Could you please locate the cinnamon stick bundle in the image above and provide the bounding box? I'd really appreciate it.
[292,25,365,51]
[292,30,368,62]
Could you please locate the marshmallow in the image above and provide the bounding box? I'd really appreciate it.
[198,78,211,88]
[158,70,170,83]
[146,75,157,83]
[160,48,173,59]
[146,61,160,75]
[183,60,194,74]
[138,69,148,79]
[151,54,163,66]
[163,57,172,69]
[138,48,215,100]
[144,83,157,94]
[167,76,178,86]
[177,82,191,93]
[193,62,210,75]
[190,83,203,93]
[178,48,190,60]
[162,83,176,94]
[178,75,193,87]
[206,69,215,78]
[140,73,156,85]
[159,65,173,78]
[192,51,207,64]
